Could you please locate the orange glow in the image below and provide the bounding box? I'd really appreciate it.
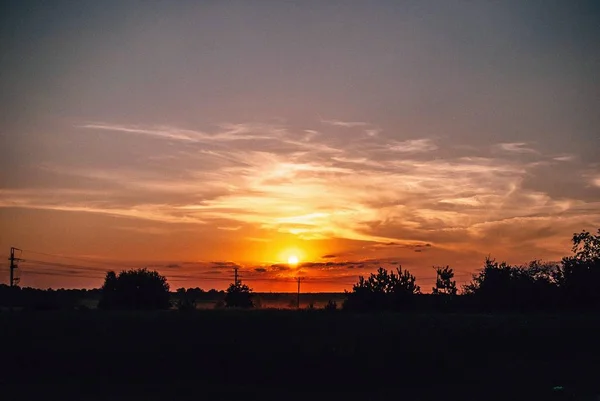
[277,246,308,266]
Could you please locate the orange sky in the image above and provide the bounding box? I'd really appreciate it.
[1,2,599,291]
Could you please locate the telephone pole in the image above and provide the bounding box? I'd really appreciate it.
[234,267,239,286]
[9,247,22,287]
[297,277,301,309]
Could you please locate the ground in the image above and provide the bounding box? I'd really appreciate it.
[1,310,598,400]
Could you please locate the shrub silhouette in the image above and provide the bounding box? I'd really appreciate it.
[343,267,420,311]
[98,268,171,310]
[324,300,337,311]
[175,297,197,311]
[224,281,254,308]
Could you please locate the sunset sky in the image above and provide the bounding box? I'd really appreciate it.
[1,1,599,291]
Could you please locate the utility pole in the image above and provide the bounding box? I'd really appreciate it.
[9,247,22,287]
[297,277,301,309]
[234,267,239,286]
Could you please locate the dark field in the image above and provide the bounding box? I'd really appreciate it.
[2,310,599,401]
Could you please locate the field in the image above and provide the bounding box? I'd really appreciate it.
[2,310,599,401]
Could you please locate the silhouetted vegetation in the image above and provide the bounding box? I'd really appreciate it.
[462,258,560,311]
[324,299,337,311]
[175,287,197,311]
[339,228,599,313]
[224,281,254,308]
[2,229,600,400]
[432,265,457,296]
[557,229,600,309]
[98,268,171,310]
[0,285,100,310]
[2,229,599,315]
[343,266,420,311]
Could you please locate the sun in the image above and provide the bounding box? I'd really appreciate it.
[288,255,299,266]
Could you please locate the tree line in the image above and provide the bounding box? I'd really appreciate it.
[344,229,600,312]
[1,228,598,312]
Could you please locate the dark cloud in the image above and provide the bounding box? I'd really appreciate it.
[254,268,267,273]
[300,261,355,269]
[146,263,182,269]
[321,254,337,259]
[211,261,241,269]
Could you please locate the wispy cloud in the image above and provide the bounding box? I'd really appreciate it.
[496,142,538,154]
[79,122,279,143]
[389,138,437,153]
[553,155,575,162]
[320,119,369,128]
[3,119,598,273]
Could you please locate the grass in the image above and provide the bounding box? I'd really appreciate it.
[1,310,599,400]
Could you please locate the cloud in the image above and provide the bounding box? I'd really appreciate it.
[496,142,538,154]
[3,119,598,272]
[553,155,575,162]
[320,119,369,128]
[389,139,437,153]
[79,122,278,143]
[211,261,241,269]
[217,226,242,231]
[270,264,291,271]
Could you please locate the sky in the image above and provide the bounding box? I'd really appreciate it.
[1,0,599,292]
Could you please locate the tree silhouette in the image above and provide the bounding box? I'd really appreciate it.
[343,267,420,311]
[175,287,197,311]
[98,268,171,310]
[432,266,457,296]
[558,229,600,308]
[463,258,558,311]
[224,281,254,308]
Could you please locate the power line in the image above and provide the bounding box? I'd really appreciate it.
[19,271,105,280]
[20,249,141,270]
[10,247,472,290]
[23,259,110,273]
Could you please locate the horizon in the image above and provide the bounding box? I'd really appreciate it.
[1,1,599,292]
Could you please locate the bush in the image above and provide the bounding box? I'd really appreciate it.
[224,281,254,308]
[98,268,171,310]
[343,267,420,311]
[176,298,197,312]
[324,300,337,311]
